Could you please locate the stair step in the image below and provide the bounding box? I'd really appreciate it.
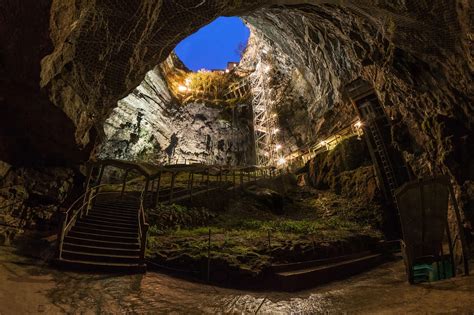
[87,212,137,221]
[58,258,145,272]
[63,243,140,256]
[72,226,138,238]
[75,221,137,233]
[94,203,140,210]
[62,250,141,264]
[93,205,138,212]
[86,214,137,224]
[91,207,137,214]
[89,208,138,216]
[273,254,383,291]
[68,231,139,243]
[79,217,137,229]
[64,236,140,249]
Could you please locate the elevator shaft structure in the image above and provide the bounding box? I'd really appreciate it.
[346,79,411,220]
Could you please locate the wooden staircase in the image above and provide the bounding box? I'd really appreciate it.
[270,251,385,291]
[57,187,148,273]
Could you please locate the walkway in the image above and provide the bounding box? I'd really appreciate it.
[1,247,474,314]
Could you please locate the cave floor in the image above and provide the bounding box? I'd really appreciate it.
[1,247,474,314]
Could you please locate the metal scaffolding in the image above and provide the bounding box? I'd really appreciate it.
[249,58,279,166]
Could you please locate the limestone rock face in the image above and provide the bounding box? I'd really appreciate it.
[98,67,254,165]
[308,137,374,195]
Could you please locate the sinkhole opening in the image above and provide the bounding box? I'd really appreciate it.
[175,16,250,72]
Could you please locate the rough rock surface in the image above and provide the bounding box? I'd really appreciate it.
[309,138,373,191]
[0,164,74,244]
[1,0,473,227]
[99,65,253,165]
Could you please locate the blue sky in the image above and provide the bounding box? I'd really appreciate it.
[175,17,250,71]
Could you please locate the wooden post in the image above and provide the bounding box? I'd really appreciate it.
[448,182,470,275]
[189,172,194,199]
[82,165,94,217]
[169,172,177,203]
[97,165,105,186]
[121,169,130,198]
[144,178,150,198]
[57,212,68,260]
[445,221,456,277]
[207,228,211,282]
[154,172,162,207]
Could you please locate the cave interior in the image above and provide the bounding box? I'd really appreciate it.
[0,0,474,313]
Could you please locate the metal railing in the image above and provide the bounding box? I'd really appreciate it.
[57,184,111,260]
[138,188,149,261]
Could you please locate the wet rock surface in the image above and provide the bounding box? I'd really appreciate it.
[1,246,474,314]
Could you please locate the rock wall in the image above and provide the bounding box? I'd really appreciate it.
[1,1,473,228]
[308,137,378,201]
[98,66,254,165]
[0,161,75,245]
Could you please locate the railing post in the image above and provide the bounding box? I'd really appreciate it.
[57,211,68,260]
[82,165,94,208]
[154,172,162,207]
[121,169,130,198]
[140,222,149,261]
[189,172,194,199]
[169,172,177,203]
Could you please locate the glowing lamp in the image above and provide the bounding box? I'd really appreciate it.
[273,128,280,134]
[275,144,282,151]
[178,85,188,93]
[354,120,363,129]
[185,78,192,86]
[277,157,287,165]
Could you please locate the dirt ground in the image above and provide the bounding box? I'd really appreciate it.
[1,246,474,314]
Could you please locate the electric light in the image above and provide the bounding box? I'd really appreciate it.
[273,128,280,134]
[185,78,192,86]
[277,157,287,165]
[178,85,188,92]
[354,120,363,129]
[275,144,282,151]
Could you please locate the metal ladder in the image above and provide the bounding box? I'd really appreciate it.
[368,118,399,208]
